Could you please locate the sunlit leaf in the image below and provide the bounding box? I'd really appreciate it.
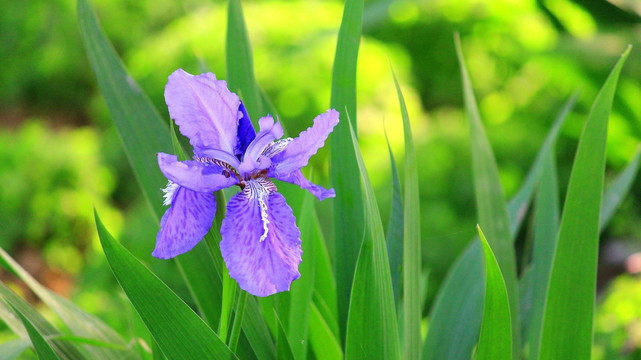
[476,226,511,360]
[12,304,61,360]
[330,0,365,337]
[308,302,343,360]
[0,339,30,360]
[539,46,631,360]
[344,116,400,359]
[384,129,403,306]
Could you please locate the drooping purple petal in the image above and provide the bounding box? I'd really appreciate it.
[219,179,302,297]
[153,186,217,259]
[239,116,284,176]
[158,153,238,192]
[274,169,335,201]
[165,69,241,155]
[270,109,339,175]
[236,102,256,157]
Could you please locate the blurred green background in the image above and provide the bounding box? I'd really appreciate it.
[2,0,641,358]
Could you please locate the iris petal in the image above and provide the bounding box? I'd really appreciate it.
[158,153,238,192]
[153,186,217,259]
[220,179,302,297]
[273,170,335,201]
[165,69,241,155]
[239,116,283,176]
[270,109,339,175]
[236,102,256,156]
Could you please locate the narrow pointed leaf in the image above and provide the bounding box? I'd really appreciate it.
[384,129,403,306]
[226,0,263,122]
[94,210,237,360]
[539,46,631,360]
[422,53,577,360]
[526,150,559,359]
[600,146,641,230]
[12,305,61,360]
[330,0,365,337]
[0,248,134,360]
[308,302,343,360]
[392,72,421,359]
[455,34,519,357]
[476,226,512,360]
[344,117,400,359]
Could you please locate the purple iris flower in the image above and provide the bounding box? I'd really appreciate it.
[153,69,338,297]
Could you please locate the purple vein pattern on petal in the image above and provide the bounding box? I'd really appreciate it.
[274,170,335,201]
[165,69,241,155]
[220,180,302,297]
[271,109,339,175]
[153,186,217,259]
[158,153,238,192]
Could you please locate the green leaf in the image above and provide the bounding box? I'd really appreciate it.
[539,46,631,360]
[526,150,559,360]
[392,72,421,359]
[287,192,318,360]
[0,248,133,360]
[226,0,264,122]
[384,129,403,306]
[600,146,641,230]
[476,226,512,360]
[11,304,61,360]
[0,283,86,360]
[0,339,30,360]
[308,302,343,360]
[330,0,365,337]
[94,210,238,360]
[77,0,224,331]
[422,53,577,360]
[455,34,519,357]
[344,116,400,359]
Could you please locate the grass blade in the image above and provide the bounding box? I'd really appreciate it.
[344,117,400,359]
[392,72,421,359]
[11,304,61,360]
[423,93,575,360]
[308,302,343,360]
[539,46,631,360]
[94,210,238,360]
[600,146,641,230]
[455,34,519,357]
[384,129,403,306]
[226,0,264,122]
[476,226,512,360]
[330,0,365,337]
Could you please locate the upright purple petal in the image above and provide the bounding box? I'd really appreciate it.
[239,116,284,176]
[165,69,241,155]
[153,186,217,259]
[270,109,339,175]
[274,170,335,201]
[158,153,238,192]
[220,179,302,297]
[236,102,256,156]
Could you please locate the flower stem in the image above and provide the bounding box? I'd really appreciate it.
[228,290,248,352]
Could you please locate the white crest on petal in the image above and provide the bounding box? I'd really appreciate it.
[162,180,180,206]
[262,137,293,158]
[245,178,277,242]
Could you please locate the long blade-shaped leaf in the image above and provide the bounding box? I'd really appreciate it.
[94,210,237,360]
[455,34,519,357]
[308,302,343,360]
[600,146,641,230]
[476,226,512,360]
[77,0,224,330]
[0,339,30,360]
[226,0,264,122]
[330,0,365,338]
[11,305,61,360]
[392,72,421,359]
[0,283,86,360]
[344,117,400,359]
[384,129,403,306]
[0,248,134,360]
[539,46,631,360]
[422,93,575,360]
[526,150,559,359]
